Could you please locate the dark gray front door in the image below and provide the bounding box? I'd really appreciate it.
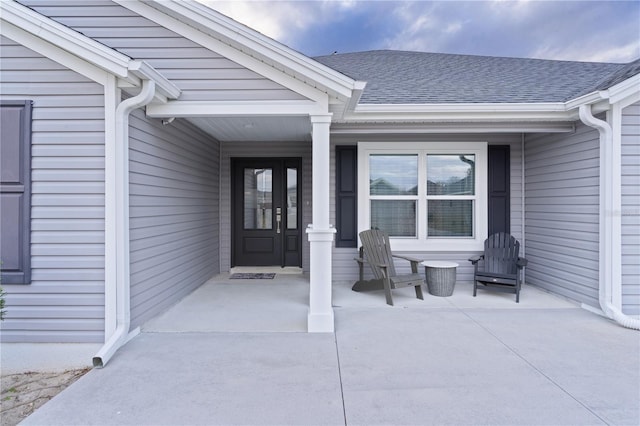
[232,158,302,267]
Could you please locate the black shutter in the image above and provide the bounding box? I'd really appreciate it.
[1,101,32,284]
[335,146,357,247]
[488,145,510,236]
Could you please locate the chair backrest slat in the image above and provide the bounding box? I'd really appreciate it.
[484,232,519,275]
[359,229,397,278]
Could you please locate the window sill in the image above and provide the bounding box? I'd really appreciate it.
[388,238,484,252]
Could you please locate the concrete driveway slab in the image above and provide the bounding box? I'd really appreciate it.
[22,333,344,426]
[334,308,609,425]
[466,308,640,426]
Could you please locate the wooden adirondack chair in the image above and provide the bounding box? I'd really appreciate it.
[469,232,528,303]
[353,229,424,306]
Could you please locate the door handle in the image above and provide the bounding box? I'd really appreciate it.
[276,207,281,234]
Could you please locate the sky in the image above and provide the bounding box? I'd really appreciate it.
[200,0,640,63]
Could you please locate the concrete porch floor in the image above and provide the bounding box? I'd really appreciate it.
[23,275,640,425]
[143,273,583,333]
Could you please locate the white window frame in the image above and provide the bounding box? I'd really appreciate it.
[358,141,488,251]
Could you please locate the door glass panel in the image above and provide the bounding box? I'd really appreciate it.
[244,168,272,229]
[287,167,297,230]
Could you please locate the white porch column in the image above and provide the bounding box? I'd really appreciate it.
[307,114,335,332]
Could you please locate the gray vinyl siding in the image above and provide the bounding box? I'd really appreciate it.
[0,36,105,343]
[128,109,220,329]
[621,102,640,315]
[19,0,306,102]
[330,134,525,282]
[524,122,601,307]
[220,141,312,273]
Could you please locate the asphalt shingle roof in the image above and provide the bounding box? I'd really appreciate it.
[314,50,633,104]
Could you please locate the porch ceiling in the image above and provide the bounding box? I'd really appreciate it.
[186,116,312,142]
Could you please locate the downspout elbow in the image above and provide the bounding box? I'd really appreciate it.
[93,80,157,368]
[578,104,639,330]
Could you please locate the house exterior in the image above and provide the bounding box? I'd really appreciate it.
[1,0,638,366]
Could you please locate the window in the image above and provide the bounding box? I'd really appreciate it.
[1,101,32,284]
[358,142,487,251]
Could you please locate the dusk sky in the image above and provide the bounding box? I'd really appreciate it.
[200,0,640,63]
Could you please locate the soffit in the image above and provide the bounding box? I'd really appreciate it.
[186,116,311,142]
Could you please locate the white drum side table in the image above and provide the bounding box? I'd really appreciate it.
[422,261,459,297]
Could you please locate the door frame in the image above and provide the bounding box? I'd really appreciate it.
[231,157,303,268]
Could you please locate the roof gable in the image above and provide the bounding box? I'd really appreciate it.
[12,0,362,106]
[119,0,362,104]
[1,0,179,100]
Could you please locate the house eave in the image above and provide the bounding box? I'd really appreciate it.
[343,102,580,123]
[601,73,640,105]
[330,121,576,135]
[146,100,327,117]
[128,60,181,101]
[137,0,362,103]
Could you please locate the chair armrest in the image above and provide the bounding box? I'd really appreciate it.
[354,257,387,269]
[517,257,528,268]
[469,255,484,264]
[393,254,422,264]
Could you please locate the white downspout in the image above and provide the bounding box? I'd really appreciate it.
[521,133,526,263]
[93,79,157,367]
[578,104,640,330]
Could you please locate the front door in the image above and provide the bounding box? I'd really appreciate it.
[232,158,302,267]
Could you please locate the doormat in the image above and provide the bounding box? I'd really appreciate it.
[229,273,276,279]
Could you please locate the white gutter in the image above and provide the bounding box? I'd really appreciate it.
[578,104,640,330]
[93,79,157,367]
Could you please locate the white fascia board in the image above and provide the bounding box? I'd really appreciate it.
[146,100,327,117]
[116,0,355,104]
[0,0,130,79]
[330,122,576,134]
[128,60,181,100]
[346,102,577,122]
[604,74,640,105]
[343,81,367,116]
[564,92,607,111]
[0,20,111,85]
[146,0,359,100]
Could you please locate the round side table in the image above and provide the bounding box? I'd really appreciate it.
[422,261,459,297]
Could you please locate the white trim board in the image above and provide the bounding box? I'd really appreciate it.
[146,100,328,117]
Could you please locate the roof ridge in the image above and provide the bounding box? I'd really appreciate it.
[315,49,625,66]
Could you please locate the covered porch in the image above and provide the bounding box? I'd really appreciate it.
[142,273,578,333]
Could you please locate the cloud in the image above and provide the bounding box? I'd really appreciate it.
[533,40,640,64]
[200,0,319,42]
[200,0,364,51]
[199,0,640,62]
